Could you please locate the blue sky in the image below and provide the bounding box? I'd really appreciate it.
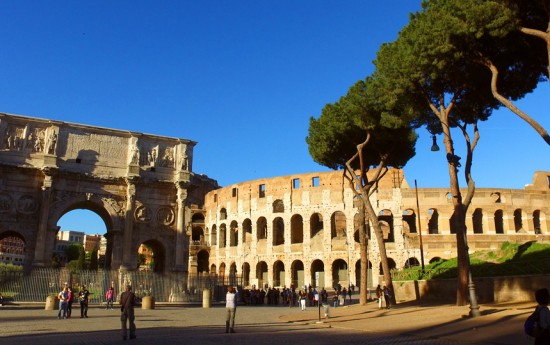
[1,1,548,234]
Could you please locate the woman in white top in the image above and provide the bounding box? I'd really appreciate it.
[225,286,238,333]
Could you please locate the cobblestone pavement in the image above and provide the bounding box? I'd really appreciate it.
[0,301,533,345]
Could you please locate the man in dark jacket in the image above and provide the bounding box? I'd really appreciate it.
[120,285,136,340]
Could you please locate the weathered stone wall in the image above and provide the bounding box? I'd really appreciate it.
[394,275,550,304]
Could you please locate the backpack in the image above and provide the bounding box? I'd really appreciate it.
[525,306,547,338]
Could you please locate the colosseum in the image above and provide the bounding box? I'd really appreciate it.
[194,169,550,291]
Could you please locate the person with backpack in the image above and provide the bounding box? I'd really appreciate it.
[528,288,550,344]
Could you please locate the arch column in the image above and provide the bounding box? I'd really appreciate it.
[175,181,189,272]
[33,167,57,268]
[120,178,137,270]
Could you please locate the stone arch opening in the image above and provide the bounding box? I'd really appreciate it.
[272,217,284,246]
[219,262,226,277]
[211,225,217,246]
[242,262,250,287]
[229,220,238,247]
[256,217,267,240]
[273,260,285,287]
[192,213,205,223]
[429,257,442,264]
[428,209,439,234]
[291,260,304,288]
[197,249,209,273]
[54,203,111,268]
[355,259,372,289]
[192,226,204,242]
[494,210,504,234]
[379,257,396,275]
[256,261,268,289]
[405,257,420,268]
[219,223,227,247]
[514,209,523,232]
[533,210,542,234]
[210,263,216,274]
[229,262,237,285]
[220,208,227,220]
[379,209,394,242]
[332,258,348,289]
[310,213,323,238]
[402,209,416,233]
[242,219,252,244]
[139,239,165,272]
[290,214,303,244]
[0,231,27,267]
[473,208,483,234]
[331,211,346,238]
[310,259,324,289]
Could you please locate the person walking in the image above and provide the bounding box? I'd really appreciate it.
[66,286,74,318]
[79,285,90,318]
[383,285,392,309]
[105,286,115,310]
[376,285,383,309]
[57,286,69,319]
[120,285,136,340]
[225,286,238,333]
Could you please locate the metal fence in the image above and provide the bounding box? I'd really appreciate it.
[0,268,241,303]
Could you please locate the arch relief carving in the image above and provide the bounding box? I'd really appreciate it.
[17,195,39,214]
[0,193,13,212]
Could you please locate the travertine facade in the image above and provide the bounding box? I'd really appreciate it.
[202,169,550,289]
[0,113,218,274]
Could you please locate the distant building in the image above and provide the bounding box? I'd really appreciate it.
[54,230,86,265]
[84,234,102,252]
[0,236,25,266]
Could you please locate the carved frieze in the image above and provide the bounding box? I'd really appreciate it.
[135,204,152,223]
[1,123,48,153]
[139,142,175,168]
[157,206,175,226]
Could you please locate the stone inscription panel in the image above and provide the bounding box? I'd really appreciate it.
[60,128,128,164]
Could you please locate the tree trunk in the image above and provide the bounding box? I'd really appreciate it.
[358,203,368,305]
[483,57,550,145]
[363,195,393,296]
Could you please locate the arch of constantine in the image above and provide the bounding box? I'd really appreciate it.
[1,112,549,294]
[0,113,217,275]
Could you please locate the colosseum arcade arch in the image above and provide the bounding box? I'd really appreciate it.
[273,260,285,287]
[332,259,348,288]
[311,259,324,289]
[291,260,304,288]
[196,250,209,273]
[256,261,268,289]
[0,113,214,275]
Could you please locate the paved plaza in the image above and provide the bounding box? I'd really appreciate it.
[0,300,534,345]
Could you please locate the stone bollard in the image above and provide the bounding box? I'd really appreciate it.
[202,289,211,308]
[45,295,58,310]
[141,296,155,309]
